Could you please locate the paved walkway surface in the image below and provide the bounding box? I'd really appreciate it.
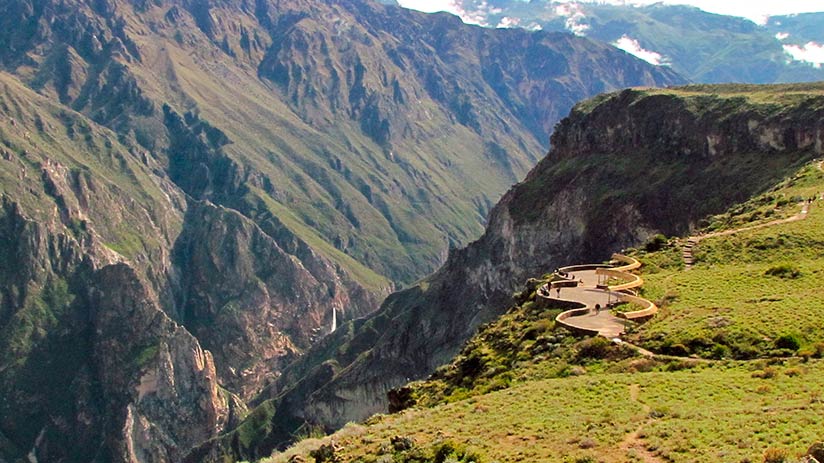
[552,270,628,338]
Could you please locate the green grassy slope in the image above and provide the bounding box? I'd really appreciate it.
[262,158,824,463]
[0,70,180,260]
[271,361,824,463]
[633,161,824,359]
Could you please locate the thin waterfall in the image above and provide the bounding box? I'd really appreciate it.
[331,306,337,333]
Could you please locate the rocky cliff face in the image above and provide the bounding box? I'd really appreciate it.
[172,201,381,397]
[0,0,681,285]
[88,264,231,462]
[0,71,373,460]
[220,84,824,460]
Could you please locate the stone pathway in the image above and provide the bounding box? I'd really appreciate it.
[552,272,628,339]
[542,257,656,340]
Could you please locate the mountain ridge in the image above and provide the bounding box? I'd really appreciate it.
[403,1,824,84]
[0,0,683,459]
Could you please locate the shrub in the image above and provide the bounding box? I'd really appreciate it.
[309,443,341,463]
[752,367,778,379]
[756,385,772,394]
[572,457,597,463]
[575,337,613,361]
[391,435,415,452]
[711,344,731,359]
[645,234,669,252]
[802,342,824,359]
[774,334,802,351]
[664,360,697,372]
[762,447,788,463]
[578,438,596,449]
[663,343,690,357]
[431,440,483,463]
[764,264,801,279]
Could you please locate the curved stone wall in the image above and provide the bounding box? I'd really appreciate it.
[537,253,657,337]
[614,293,658,320]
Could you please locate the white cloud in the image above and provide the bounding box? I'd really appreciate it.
[396,0,823,25]
[497,16,520,28]
[555,2,590,36]
[564,0,823,22]
[775,32,790,40]
[396,0,503,26]
[612,35,671,66]
[783,41,824,68]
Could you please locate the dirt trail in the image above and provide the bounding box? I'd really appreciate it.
[683,200,811,270]
[683,159,824,270]
[618,384,664,463]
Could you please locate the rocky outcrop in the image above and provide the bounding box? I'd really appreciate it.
[0,72,381,461]
[172,201,382,397]
[227,84,824,457]
[89,264,230,462]
[0,200,230,462]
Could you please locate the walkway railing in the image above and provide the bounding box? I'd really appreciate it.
[538,253,658,337]
[595,268,644,292]
[614,293,658,320]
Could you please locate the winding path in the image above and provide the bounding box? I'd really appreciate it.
[618,384,664,463]
[683,159,823,269]
[538,254,657,339]
[683,197,813,270]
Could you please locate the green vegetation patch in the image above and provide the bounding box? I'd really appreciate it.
[633,160,824,359]
[270,360,824,463]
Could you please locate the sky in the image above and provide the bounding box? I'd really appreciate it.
[396,0,824,23]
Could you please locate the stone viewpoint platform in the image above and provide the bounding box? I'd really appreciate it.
[537,254,657,339]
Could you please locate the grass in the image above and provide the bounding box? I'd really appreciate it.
[639,360,824,463]
[121,26,542,285]
[261,156,824,463]
[0,71,179,258]
[268,360,824,463]
[632,159,824,358]
[252,188,391,293]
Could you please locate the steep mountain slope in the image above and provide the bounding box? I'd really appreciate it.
[0,0,683,460]
[219,82,824,460]
[767,12,824,44]
[423,1,824,84]
[0,0,680,287]
[266,155,824,463]
[0,71,232,462]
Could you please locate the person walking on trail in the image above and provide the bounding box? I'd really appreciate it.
[595,304,601,315]
[556,286,561,298]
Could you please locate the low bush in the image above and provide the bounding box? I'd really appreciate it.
[774,333,802,351]
[762,447,788,463]
[752,367,778,379]
[645,234,669,252]
[764,264,801,279]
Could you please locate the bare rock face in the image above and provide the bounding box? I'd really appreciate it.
[89,263,229,462]
[172,201,382,398]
